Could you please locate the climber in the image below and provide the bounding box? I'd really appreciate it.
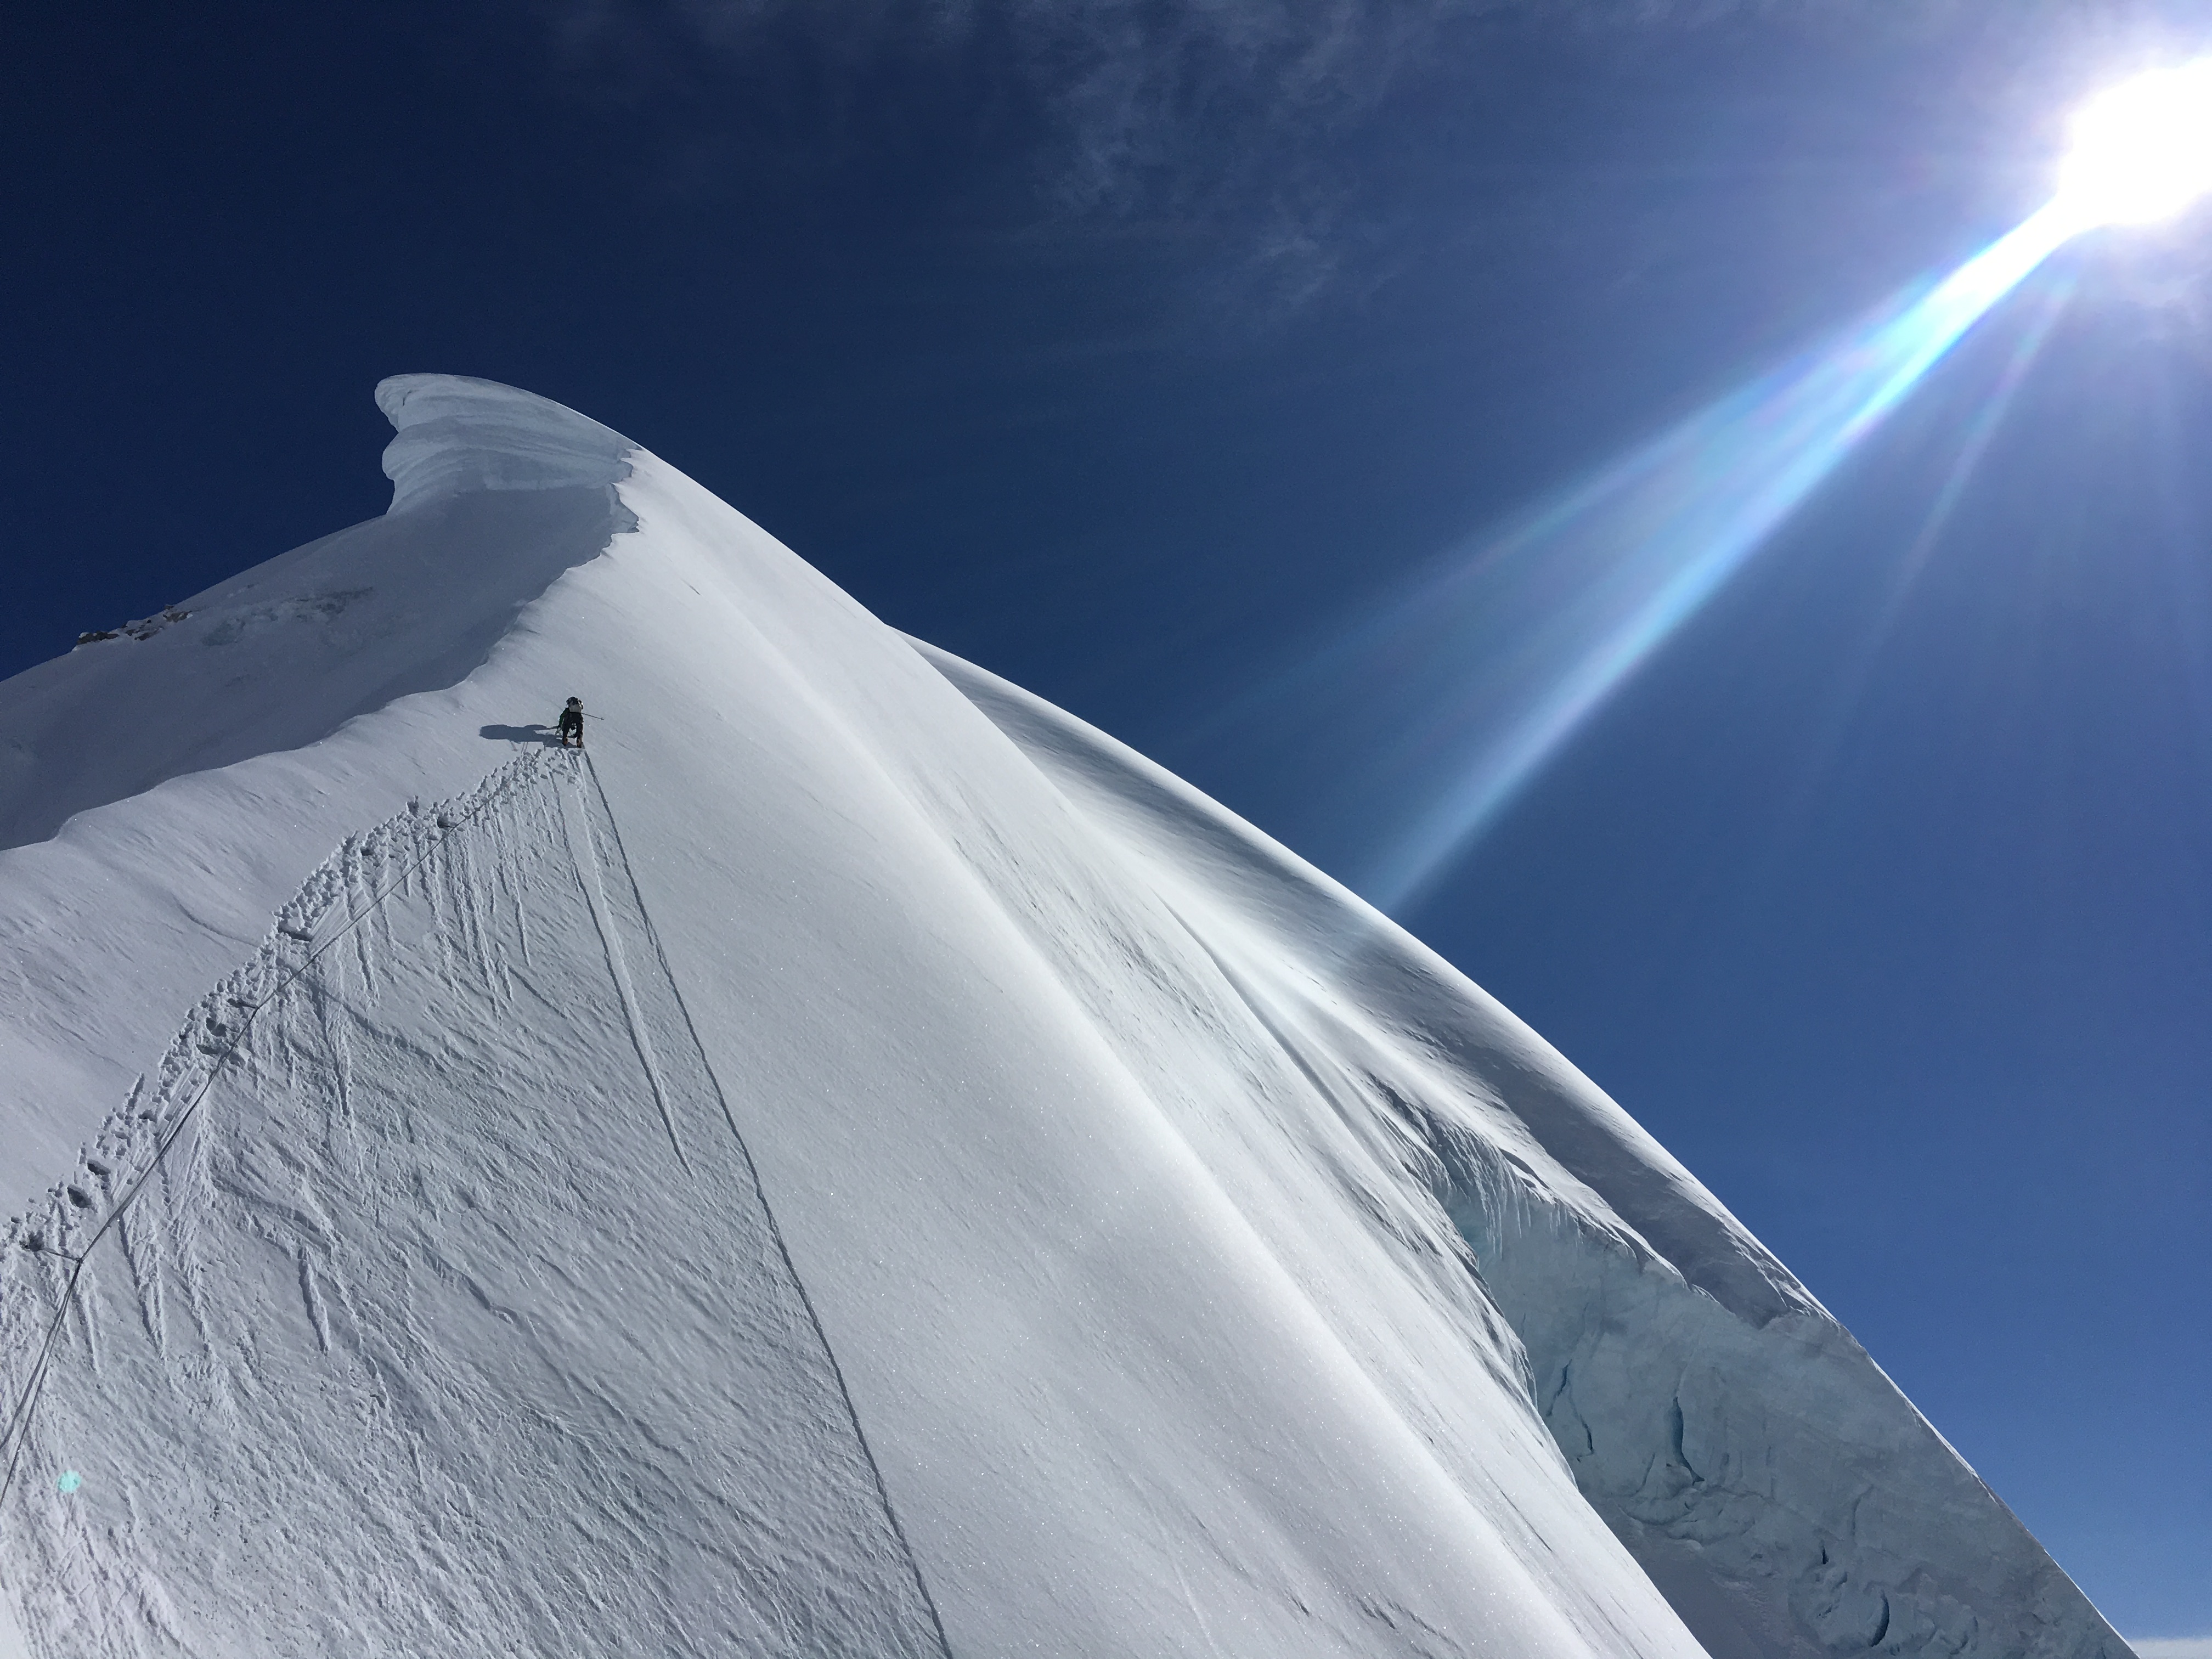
[557,697,585,748]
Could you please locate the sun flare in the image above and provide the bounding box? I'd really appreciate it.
[2056,59,2212,227]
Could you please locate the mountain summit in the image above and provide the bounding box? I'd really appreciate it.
[0,377,2127,1659]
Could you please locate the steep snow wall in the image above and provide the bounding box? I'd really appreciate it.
[923,647,2128,1659]
[0,376,2129,1659]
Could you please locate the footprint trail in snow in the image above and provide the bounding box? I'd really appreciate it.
[0,753,946,1659]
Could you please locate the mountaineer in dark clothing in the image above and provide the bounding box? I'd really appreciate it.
[557,698,585,748]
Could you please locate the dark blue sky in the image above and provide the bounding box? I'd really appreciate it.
[7,0,2208,1638]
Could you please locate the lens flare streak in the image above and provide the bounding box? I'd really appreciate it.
[1360,204,2076,910]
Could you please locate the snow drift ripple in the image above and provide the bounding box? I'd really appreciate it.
[1,751,951,1659]
[0,751,555,1280]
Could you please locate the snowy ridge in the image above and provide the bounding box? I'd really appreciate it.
[2,380,628,854]
[0,379,636,1194]
[0,374,2132,1659]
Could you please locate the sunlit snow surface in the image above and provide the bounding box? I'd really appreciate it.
[0,379,2131,1658]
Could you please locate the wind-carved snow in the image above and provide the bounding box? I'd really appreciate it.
[0,374,2134,1659]
[1,754,947,1658]
[918,645,2132,1659]
[376,372,634,514]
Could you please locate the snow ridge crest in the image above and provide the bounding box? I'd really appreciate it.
[375,374,636,515]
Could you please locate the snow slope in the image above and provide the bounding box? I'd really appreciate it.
[0,376,632,1185]
[0,376,2130,1659]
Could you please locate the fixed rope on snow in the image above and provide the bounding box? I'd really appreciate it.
[0,738,956,1659]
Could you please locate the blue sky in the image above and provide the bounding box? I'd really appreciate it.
[5,0,2208,1639]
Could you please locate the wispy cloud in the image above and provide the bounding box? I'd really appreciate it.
[2131,1641,2212,1659]
[512,0,1802,311]
[504,0,2212,323]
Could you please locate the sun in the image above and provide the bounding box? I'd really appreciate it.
[2055,59,2212,228]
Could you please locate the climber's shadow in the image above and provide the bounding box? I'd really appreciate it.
[481,724,562,747]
